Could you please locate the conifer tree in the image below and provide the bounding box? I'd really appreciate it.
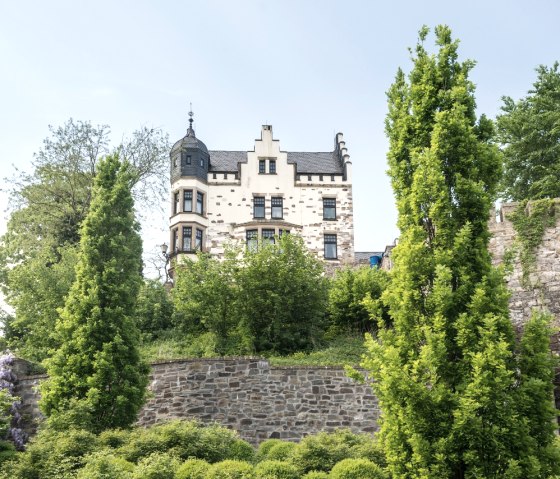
[40,154,149,433]
[362,26,559,478]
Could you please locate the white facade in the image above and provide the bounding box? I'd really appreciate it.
[169,124,354,265]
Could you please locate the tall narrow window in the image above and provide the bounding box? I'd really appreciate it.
[173,192,180,214]
[172,228,179,252]
[182,226,192,251]
[269,159,276,174]
[200,157,204,167]
[262,229,275,244]
[324,234,337,259]
[186,155,191,165]
[253,197,265,218]
[195,229,203,250]
[259,159,266,174]
[323,198,336,220]
[183,190,193,212]
[196,192,204,214]
[246,229,258,252]
[271,197,283,219]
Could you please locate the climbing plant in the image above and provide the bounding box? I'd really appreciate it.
[508,199,558,286]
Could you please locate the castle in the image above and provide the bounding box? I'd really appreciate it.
[168,113,358,266]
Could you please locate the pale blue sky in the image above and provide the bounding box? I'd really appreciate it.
[1,0,559,253]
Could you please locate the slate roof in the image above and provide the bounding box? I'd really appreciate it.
[354,251,384,262]
[208,150,344,174]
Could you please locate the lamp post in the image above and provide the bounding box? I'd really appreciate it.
[160,243,171,284]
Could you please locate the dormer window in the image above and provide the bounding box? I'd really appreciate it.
[200,157,204,167]
[186,155,191,165]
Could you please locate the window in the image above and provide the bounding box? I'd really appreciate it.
[172,228,179,252]
[246,229,258,252]
[271,197,283,219]
[200,157,204,167]
[324,234,337,259]
[182,226,192,251]
[183,190,193,212]
[186,154,191,165]
[195,229,203,250]
[253,197,265,218]
[196,192,204,214]
[173,192,180,214]
[259,159,266,174]
[307,175,312,181]
[323,198,336,220]
[173,156,178,167]
[212,173,217,179]
[319,175,324,181]
[262,229,275,244]
[279,229,290,237]
[331,175,335,181]
[269,159,276,174]
[224,173,228,179]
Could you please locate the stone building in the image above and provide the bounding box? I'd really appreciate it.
[168,113,355,265]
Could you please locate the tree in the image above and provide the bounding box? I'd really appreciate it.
[497,62,560,201]
[134,279,175,340]
[327,266,390,335]
[362,26,559,478]
[40,155,149,433]
[236,235,328,354]
[0,119,169,362]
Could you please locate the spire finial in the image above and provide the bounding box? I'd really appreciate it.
[187,103,195,136]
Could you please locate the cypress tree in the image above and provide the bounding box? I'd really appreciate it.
[362,26,559,478]
[40,154,149,433]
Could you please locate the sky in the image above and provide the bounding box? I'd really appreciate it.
[1,0,559,258]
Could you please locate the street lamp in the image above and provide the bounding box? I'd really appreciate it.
[160,243,171,283]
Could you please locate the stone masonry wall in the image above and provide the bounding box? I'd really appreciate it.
[14,358,379,445]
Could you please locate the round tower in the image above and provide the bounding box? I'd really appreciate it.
[169,109,209,260]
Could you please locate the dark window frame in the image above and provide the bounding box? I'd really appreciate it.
[183,190,193,212]
[271,197,283,219]
[323,198,336,220]
[262,228,275,244]
[186,154,192,165]
[173,192,180,214]
[182,226,192,251]
[259,159,266,174]
[269,159,276,174]
[246,229,258,252]
[324,234,337,259]
[196,192,204,215]
[195,228,203,250]
[253,196,265,218]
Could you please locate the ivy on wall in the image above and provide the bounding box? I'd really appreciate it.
[508,199,557,286]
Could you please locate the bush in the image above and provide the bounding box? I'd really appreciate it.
[131,452,180,479]
[206,459,254,479]
[98,428,132,449]
[135,279,174,339]
[254,460,299,479]
[265,442,297,461]
[176,458,211,479]
[290,430,364,473]
[77,452,134,479]
[349,439,386,467]
[256,439,284,461]
[329,458,386,479]
[301,472,329,479]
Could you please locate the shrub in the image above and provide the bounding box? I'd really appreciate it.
[254,459,299,479]
[176,458,212,479]
[290,430,364,473]
[301,472,329,479]
[206,459,254,479]
[256,439,284,461]
[349,439,386,467]
[265,441,297,461]
[98,428,132,449]
[77,452,134,479]
[329,458,386,479]
[131,452,180,479]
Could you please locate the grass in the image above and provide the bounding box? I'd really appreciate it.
[139,332,367,367]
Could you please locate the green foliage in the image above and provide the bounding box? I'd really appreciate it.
[115,420,253,464]
[140,332,221,361]
[291,429,368,474]
[327,267,390,334]
[173,250,242,354]
[176,458,212,479]
[329,458,386,479]
[263,442,297,462]
[497,62,560,201]
[40,155,149,433]
[0,119,169,363]
[131,452,180,479]
[3,428,99,479]
[135,279,175,339]
[76,452,134,479]
[256,439,285,461]
[173,235,328,355]
[0,390,12,440]
[508,199,557,285]
[253,460,299,479]
[301,472,329,479]
[206,459,254,479]
[367,25,560,478]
